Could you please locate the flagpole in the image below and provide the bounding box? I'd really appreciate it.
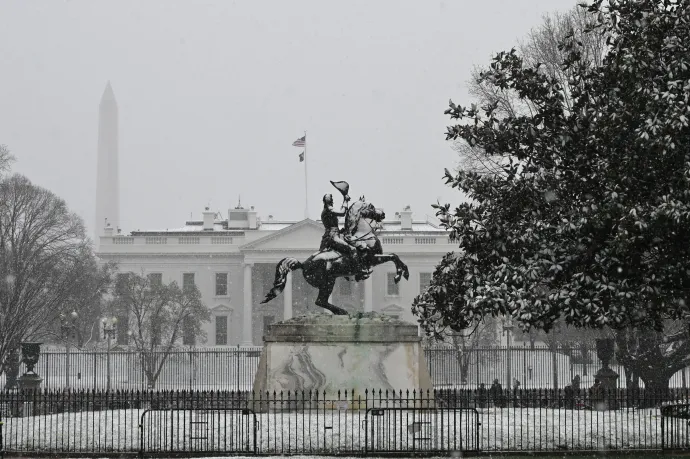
[304,130,309,219]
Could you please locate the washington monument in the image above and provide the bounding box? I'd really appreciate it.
[95,82,119,243]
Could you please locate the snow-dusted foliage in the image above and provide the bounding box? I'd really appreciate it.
[414,0,690,337]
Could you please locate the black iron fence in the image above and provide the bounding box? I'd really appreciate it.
[2,388,690,455]
[2,345,689,391]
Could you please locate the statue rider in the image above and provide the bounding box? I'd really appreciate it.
[320,181,372,281]
[320,193,357,256]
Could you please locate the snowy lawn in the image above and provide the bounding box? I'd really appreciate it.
[1,406,678,454]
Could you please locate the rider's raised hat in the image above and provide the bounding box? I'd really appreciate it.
[330,180,350,198]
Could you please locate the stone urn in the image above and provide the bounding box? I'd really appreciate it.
[594,338,618,409]
[18,342,43,391]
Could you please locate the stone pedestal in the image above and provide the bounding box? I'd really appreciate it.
[18,373,43,391]
[252,313,433,410]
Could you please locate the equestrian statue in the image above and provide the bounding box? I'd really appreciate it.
[261,180,409,315]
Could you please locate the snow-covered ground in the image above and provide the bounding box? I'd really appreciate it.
[1,406,682,454]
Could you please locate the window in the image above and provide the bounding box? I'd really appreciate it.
[183,273,195,291]
[386,273,399,296]
[263,315,275,337]
[419,272,432,292]
[339,279,352,296]
[215,315,228,345]
[148,272,163,287]
[183,317,196,346]
[215,272,228,296]
[116,315,129,345]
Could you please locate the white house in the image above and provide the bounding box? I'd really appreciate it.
[96,205,454,347]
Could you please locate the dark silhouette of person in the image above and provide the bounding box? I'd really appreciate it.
[490,379,505,408]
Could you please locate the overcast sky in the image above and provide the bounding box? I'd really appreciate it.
[0,0,578,239]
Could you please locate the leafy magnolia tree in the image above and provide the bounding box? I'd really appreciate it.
[414,0,690,343]
[110,272,210,388]
[0,172,101,386]
[611,322,690,393]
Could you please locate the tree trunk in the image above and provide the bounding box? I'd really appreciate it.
[2,348,20,390]
[639,373,671,408]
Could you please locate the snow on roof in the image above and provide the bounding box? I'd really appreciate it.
[380,221,445,232]
[134,218,445,234]
[147,223,227,232]
[258,221,292,231]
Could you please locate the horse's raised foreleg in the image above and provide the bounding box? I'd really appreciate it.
[372,253,409,283]
[314,279,348,315]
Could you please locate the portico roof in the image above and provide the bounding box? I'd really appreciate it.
[239,218,323,252]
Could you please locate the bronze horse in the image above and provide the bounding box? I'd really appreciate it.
[260,197,409,315]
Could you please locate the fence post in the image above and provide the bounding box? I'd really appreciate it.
[65,344,71,389]
[552,351,558,391]
[93,352,97,390]
[236,345,240,391]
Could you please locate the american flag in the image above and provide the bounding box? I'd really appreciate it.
[292,135,306,147]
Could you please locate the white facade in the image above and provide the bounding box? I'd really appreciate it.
[97,206,454,346]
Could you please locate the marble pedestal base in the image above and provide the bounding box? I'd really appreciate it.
[251,313,433,410]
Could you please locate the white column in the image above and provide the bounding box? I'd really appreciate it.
[242,263,253,346]
[284,271,293,320]
[364,276,373,312]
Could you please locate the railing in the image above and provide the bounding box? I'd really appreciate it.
[3,345,690,392]
[0,347,263,391]
[0,388,687,455]
[145,237,167,245]
[211,236,233,244]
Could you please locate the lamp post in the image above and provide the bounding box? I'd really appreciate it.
[60,310,79,389]
[102,317,118,392]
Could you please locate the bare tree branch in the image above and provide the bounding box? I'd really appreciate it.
[109,272,210,388]
[0,173,105,384]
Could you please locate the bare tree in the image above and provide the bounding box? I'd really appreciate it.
[0,174,95,384]
[425,317,499,386]
[44,255,117,348]
[0,145,15,177]
[109,272,210,389]
[454,4,607,175]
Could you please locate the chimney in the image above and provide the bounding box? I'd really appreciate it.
[400,205,413,230]
[202,207,215,231]
[104,223,114,237]
[248,206,258,229]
